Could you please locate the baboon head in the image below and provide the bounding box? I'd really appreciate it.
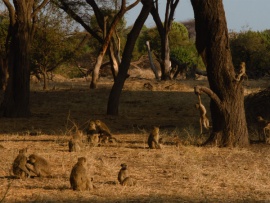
[120,163,127,170]
[27,154,37,164]
[95,120,102,127]
[89,121,96,131]
[19,148,27,154]
[78,157,87,164]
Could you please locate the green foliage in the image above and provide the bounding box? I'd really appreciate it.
[230,30,270,78]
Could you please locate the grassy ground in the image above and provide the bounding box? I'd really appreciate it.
[0,74,269,203]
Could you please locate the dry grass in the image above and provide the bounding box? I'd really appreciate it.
[0,75,270,202]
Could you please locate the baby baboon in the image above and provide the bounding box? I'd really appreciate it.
[117,163,136,186]
[235,62,248,81]
[257,116,270,142]
[95,120,119,143]
[87,121,97,136]
[12,148,31,179]
[27,154,52,177]
[148,126,161,149]
[195,94,210,134]
[70,157,93,191]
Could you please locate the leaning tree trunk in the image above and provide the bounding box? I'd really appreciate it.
[191,0,249,147]
[107,0,153,115]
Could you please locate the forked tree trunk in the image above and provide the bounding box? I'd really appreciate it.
[107,0,153,115]
[191,0,249,147]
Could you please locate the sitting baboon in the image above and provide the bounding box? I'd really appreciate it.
[195,94,210,134]
[27,154,52,177]
[86,121,100,146]
[257,116,270,142]
[12,148,31,179]
[69,131,83,152]
[117,163,136,186]
[148,126,161,149]
[95,120,119,143]
[70,157,93,191]
[235,62,248,81]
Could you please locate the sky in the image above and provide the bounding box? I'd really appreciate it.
[125,0,270,32]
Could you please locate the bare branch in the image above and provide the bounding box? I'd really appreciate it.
[2,0,15,25]
[32,0,50,18]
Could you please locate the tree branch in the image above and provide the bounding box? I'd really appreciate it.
[32,0,50,18]
[3,0,15,25]
[194,85,223,110]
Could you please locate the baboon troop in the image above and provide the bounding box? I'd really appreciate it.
[195,94,210,134]
[27,154,52,177]
[12,148,31,179]
[148,126,161,149]
[70,157,93,191]
[257,116,270,143]
[117,163,136,186]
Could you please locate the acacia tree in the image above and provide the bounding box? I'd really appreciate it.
[1,0,49,117]
[56,0,140,89]
[191,0,249,147]
[150,0,179,80]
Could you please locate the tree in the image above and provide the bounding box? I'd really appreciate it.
[56,0,140,89]
[0,11,9,91]
[150,0,179,80]
[191,0,249,147]
[1,0,49,117]
[230,30,270,79]
[31,5,86,90]
[107,0,153,115]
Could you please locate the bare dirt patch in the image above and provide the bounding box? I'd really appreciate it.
[0,77,269,202]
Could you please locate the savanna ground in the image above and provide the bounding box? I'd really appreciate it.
[0,68,270,203]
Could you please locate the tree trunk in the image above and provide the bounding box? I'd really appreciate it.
[107,0,153,115]
[42,71,48,90]
[0,1,32,117]
[109,42,119,80]
[0,58,8,91]
[145,41,159,79]
[191,0,249,147]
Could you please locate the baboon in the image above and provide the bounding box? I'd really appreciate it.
[117,163,136,186]
[70,157,93,191]
[27,154,52,177]
[86,121,100,146]
[143,82,153,90]
[12,148,31,179]
[69,131,83,152]
[95,120,119,143]
[235,62,248,81]
[257,116,270,142]
[148,126,161,149]
[195,94,210,134]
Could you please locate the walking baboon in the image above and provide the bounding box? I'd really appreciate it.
[95,120,119,143]
[117,163,136,186]
[12,148,31,179]
[27,154,52,177]
[257,116,270,142]
[195,94,210,134]
[148,126,161,149]
[70,157,93,191]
